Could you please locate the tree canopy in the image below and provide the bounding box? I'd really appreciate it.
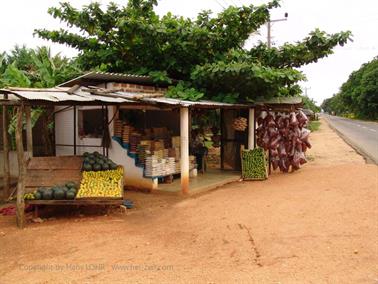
[321,57,378,120]
[0,45,81,88]
[35,0,351,103]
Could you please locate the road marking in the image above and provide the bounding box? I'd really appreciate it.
[369,129,377,132]
[357,124,362,127]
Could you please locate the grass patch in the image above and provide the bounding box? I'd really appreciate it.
[308,120,321,132]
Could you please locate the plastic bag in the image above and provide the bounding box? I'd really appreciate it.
[289,112,299,127]
[270,135,281,149]
[278,142,287,158]
[260,110,268,120]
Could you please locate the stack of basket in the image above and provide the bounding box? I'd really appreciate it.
[114,119,123,137]
[171,136,180,148]
[136,144,149,166]
[140,140,153,151]
[122,125,132,144]
[153,149,164,159]
[129,133,142,153]
[153,140,165,151]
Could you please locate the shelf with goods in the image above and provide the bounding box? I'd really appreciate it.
[22,155,125,218]
[112,118,197,181]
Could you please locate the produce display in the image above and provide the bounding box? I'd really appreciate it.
[76,167,124,198]
[241,148,268,180]
[82,151,118,172]
[256,110,311,173]
[233,117,248,131]
[24,182,78,200]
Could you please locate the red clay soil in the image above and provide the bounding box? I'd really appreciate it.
[0,119,377,283]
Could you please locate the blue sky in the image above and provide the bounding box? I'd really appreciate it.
[1,0,377,105]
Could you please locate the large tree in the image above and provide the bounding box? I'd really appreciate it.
[35,0,351,102]
[321,57,378,120]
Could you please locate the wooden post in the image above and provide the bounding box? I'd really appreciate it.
[2,102,10,199]
[25,106,33,157]
[180,107,189,194]
[73,106,77,155]
[15,104,26,228]
[248,108,255,149]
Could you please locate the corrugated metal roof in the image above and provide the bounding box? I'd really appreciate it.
[0,87,132,104]
[142,97,249,108]
[1,87,301,109]
[255,96,302,105]
[59,71,157,87]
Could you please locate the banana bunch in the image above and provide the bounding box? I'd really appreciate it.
[23,192,36,200]
[77,167,124,198]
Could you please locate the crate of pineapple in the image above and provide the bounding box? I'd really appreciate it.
[76,166,125,200]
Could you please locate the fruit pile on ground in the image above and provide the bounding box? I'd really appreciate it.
[76,167,124,198]
[241,148,268,180]
[27,182,78,200]
[82,151,118,172]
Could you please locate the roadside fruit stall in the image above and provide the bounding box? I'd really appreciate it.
[23,153,125,217]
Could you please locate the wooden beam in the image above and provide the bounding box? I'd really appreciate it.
[15,104,26,228]
[73,106,77,155]
[25,106,33,157]
[180,107,189,194]
[248,108,255,149]
[2,101,10,199]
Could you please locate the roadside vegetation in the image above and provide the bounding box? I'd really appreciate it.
[308,120,321,132]
[321,57,378,120]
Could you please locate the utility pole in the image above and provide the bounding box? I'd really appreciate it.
[267,12,288,48]
[303,86,311,97]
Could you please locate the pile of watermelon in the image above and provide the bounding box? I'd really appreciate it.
[82,151,118,172]
[33,182,78,200]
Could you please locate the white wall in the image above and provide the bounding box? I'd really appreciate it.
[54,103,156,190]
[55,105,104,156]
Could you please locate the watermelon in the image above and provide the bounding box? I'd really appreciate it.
[65,182,76,189]
[53,188,65,200]
[83,152,89,157]
[37,187,45,194]
[42,189,53,200]
[93,163,102,171]
[93,151,100,157]
[83,163,92,171]
[34,191,42,200]
[109,162,117,170]
[102,163,109,171]
[96,158,104,165]
[88,159,96,165]
[66,190,76,200]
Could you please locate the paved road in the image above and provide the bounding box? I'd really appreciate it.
[322,114,378,164]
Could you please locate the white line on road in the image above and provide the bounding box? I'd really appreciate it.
[369,129,377,132]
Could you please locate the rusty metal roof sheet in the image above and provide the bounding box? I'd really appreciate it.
[58,71,157,87]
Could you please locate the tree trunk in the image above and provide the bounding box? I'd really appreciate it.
[25,106,33,157]
[16,104,26,229]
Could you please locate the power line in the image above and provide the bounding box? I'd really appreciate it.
[214,0,225,9]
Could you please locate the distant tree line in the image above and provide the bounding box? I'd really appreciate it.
[321,57,378,120]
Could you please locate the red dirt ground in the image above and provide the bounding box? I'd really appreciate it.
[0,119,377,283]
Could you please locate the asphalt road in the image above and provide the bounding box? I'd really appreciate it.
[323,114,378,164]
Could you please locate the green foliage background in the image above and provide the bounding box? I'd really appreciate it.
[321,57,378,120]
[34,0,351,103]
